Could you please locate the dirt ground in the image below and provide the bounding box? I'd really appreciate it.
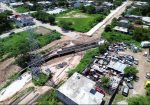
[34,26,51,35]
[125,49,150,96]
[0,58,21,84]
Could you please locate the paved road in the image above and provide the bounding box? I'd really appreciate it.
[86,0,132,36]
[0,25,37,39]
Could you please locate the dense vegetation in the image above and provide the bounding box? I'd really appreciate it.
[103,18,150,45]
[129,2,150,16]
[32,11,55,24]
[0,31,61,59]
[37,90,61,105]
[0,10,14,34]
[32,73,49,86]
[124,66,138,76]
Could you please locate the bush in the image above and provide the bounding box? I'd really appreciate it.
[32,11,55,24]
[124,66,138,76]
[37,90,60,105]
[105,25,112,32]
[101,76,109,89]
[145,84,150,96]
[98,43,109,54]
[32,73,49,86]
[128,96,150,105]
[59,20,73,30]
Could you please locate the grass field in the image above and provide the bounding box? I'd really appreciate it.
[0,28,61,58]
[15,6,30,13]
[56,10,105,32]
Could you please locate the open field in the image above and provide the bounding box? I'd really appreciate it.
[56,10,105,32]
[15,6,30,13]
[0,27,61,59]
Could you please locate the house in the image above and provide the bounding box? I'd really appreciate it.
[124,15,142,21]
[11,14,35,27]
[96,2,113,12]
[25,2,34,7]
[134,1,148,7]
[57,72,104,105]
[142,17,150,26]
[37,1,51,5]
[1,0,16,3]
[47,7,66,14]
[113,26,128,34]
[118,19,130,28]
[102,2,113,8]
[141,41,150,48]
[9,2,24,7]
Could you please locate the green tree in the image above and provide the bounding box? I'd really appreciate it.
[124,66,138,76]
[59,20,73,30]
[101,76,109,89]
[85,6,96,14]
[32,11,55,24]
[32,73,49,86]
[98,43,109,54]
[132,28,150,42]
[105,25,112,32]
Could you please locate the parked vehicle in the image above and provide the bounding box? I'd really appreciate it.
[122,86,129,97]
[146,72,150,79]
[9,32,15,36]
[126,82,133,89]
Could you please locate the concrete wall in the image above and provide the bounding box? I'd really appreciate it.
[56,90,77,105]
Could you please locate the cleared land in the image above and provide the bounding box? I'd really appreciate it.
[56,10,105,32]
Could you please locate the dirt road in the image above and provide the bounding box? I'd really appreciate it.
[125,49,150,96]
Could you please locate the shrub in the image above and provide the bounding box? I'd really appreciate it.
[32,73,49,86]
[124,66,138,76]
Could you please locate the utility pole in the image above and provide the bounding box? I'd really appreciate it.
[27,27,43,79]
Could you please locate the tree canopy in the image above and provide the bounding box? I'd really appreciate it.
[124,66,138,76]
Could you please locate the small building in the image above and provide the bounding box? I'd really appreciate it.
[134,1,148,7]
[124,15,142,21]
[11,14,35,27]
[113,26,128,34]
[9,2,24,7]
[47,7,66,14]
[118,19,130,28]
[37,1,51,5]
[25,2,34,7]
[142,17,150,26]
[141,41,150,48]
[107,61,127,74]
[102,2,113,8]
[57,72,104,105]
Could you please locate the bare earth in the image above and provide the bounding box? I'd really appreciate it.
[125,49,150,96]
[0,58,21,83]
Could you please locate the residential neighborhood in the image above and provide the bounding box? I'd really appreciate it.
[0,0,150,105]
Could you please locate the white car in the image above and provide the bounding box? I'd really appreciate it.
[146,72,150,79]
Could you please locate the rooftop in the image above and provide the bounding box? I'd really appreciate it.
[57,72,104,104]
[113,26,128,33]
[142,17,150,23]
[108,61,127,74]
[119,19,129,23]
